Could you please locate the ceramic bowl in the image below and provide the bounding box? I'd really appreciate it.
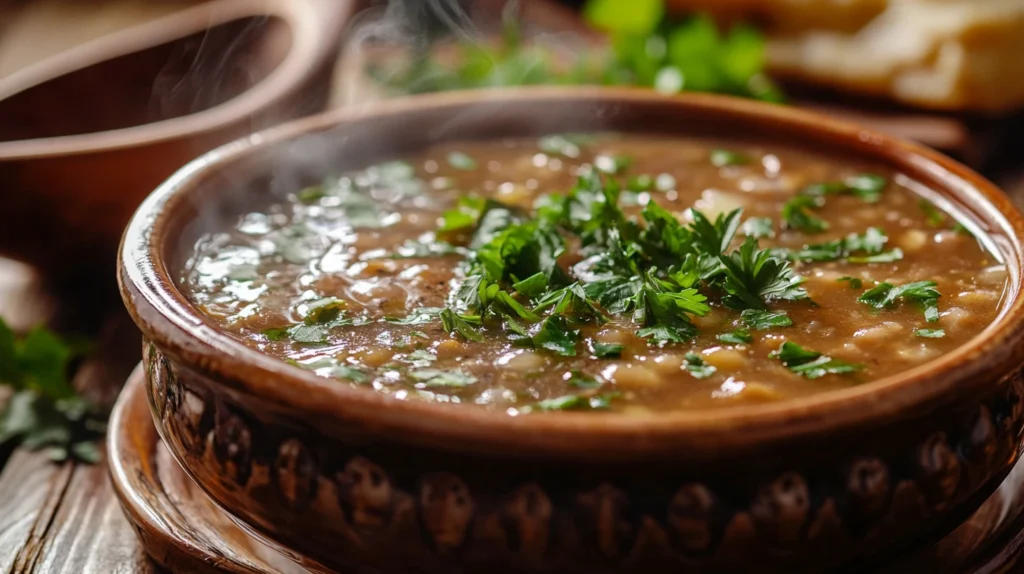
[0,0,353,280]
[118,88,1024,573]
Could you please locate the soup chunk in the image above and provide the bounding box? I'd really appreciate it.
[184,134,1005,413]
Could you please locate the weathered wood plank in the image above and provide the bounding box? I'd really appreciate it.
[0,313,143,573]
[25,448,158,574]
[0,452,75,573]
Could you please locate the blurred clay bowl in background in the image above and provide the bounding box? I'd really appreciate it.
[0,0,353,281]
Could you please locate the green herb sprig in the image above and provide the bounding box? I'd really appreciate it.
[370,0,782,102]
[0,319,104,463]
[771,341,863,379]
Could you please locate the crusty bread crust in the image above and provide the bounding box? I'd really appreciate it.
[668,0,1024,112]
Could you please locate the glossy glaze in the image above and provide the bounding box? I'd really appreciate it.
[119,88,1024,572]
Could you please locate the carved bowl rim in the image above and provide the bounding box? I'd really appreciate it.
[118,86,1024,461]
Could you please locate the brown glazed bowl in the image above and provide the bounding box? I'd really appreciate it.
[118,88,1024,573]
[0,0,353,280]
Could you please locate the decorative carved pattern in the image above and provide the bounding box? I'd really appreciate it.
[141,341,1024,571]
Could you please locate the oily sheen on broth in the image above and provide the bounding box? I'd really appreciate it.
[183,134,1005,414]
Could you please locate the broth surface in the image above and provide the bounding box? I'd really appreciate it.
[184,134,1005,413]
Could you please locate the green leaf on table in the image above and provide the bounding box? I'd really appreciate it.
[0,319,103,463]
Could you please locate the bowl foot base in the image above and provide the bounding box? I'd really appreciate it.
[108,365,1024,573]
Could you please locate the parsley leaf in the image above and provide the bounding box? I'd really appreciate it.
[847,249,903,264]
[858,280,941,322]
[789,228,897,263]
[386,307,444,325]
[690,208,743,256]
[440,308,484,341]
[771,341,863,379]
[802,174,887,203]
[523,392,621,412]
[837,277,863,289]
[914,329,945,338]
[717,328,752,344]
[632,274,709,345]
[741,217,774,239]
[302,297,345,325]
[534,283,607,324]
[719,237,808,309]
[782,195,828,233]
[285,324,330,345]
[533,316,580,356]
[684,352,717,378]
[411,368,477,388]
[568,370,604,389]
[919,199,946,227]
[709,149,750,167]
[590,341,625,358]
[740,308,793,329]
[439,196,485,233]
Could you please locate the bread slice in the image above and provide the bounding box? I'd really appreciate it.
[669,0,1024,113]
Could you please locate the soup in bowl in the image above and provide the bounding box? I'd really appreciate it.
[119,88,1024,573]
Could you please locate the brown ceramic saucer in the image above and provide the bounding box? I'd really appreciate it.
[109,365,1024,573]
[119,88,1024,573]
[0,0,354,279]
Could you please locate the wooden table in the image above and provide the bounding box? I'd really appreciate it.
[3,2,1024,572]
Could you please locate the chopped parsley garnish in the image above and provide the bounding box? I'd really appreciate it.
[771,341,863,379]
[628,174,653,192]
[292,358,371,384]
[919,199,946,227]
[533,316,580,356]
[402,349,437,368]
[439,196,485,233]
[440,308,484,341]
[847,249,903,264]
[684,352,717,378]
[919,199,975,236]
[286,324,330,344]
[447,151,477,170]
[782,195,828,233]
[398,172,811,355]
[411,369,477,388]
[741,217,774,239]
[740,309,793,329]
[302,297,345,324]
[858,280,941,322]
[717,328,752,344]
[802,174,887,203]
[788,228,901,264]
[567,370,604,389]
[719,237,809,309]
[709,149,750,167]
[590,341,625,358]
[914,329,945,338]
[837,276,863,289]
[523,391,621,412]
[387,307,444,325]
